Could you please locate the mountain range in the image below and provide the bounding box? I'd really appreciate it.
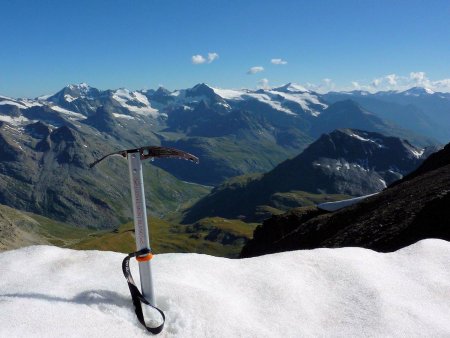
[324,87,450,142]
[0,83,448,227]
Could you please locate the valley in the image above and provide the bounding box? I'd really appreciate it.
[0,82,449,257]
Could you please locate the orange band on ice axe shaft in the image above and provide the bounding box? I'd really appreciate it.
[136,253,153,262]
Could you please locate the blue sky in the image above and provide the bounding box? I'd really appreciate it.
[1,0,449,97]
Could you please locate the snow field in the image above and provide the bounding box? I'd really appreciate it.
[0,239,449,337]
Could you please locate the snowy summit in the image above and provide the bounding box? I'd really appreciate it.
[1,240,449,337]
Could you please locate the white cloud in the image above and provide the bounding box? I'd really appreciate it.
[271,58,287,65]
[372,78,382,87]
[409,71,432,88]
[258,78,270,89]
[433,78,450,90]
[410,71,427,82]
[344,72,450,93]
[247,66,264,75]
[192,52,219,65]
[386,74,398,86]
[249,72,450,94]
[192,55,206,64]
[207,53,219,63]
[304,78,335,93]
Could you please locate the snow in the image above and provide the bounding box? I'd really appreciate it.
[0,97,42,109]
[275,83,309,93]
[112,113,135,120]
[1,241,450,337]
[211,86,326,116]
[0,115,29,125]
[244,92,296,115]
[402,87,435,96]
[267,89,327,116]
[112,89,159,117]
[133,92,151,106]
[0,100,27,108]
[211,87,248,100]
[353,163,369,172]
[67,83,91,95]
[318,193,379,211]
[49,105,86,120]
[64,94,77,102]
[20,99,43,108]
[410,148,425,159]
[349,133,385,148]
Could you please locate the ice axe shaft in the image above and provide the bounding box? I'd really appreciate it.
[128,150,156,305]
[90,145,199,308]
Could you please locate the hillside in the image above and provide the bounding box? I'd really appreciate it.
[184,129,425,223]
[73,216,258,258]
[241,142,450,257]
[0,204,92,251]
[0,200,257,257]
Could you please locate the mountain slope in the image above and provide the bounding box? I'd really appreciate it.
[0,204,92,251]
[311,100,436,146]
[323,88,450,142]
[241,142,450,257]
[183,129,425,222]
[0,121,209,227]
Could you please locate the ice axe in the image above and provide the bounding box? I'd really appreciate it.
[90,146,199,334]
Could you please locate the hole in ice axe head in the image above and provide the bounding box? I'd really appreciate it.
[89,146,199,168]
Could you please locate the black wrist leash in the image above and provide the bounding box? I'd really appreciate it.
[122,248,165,334]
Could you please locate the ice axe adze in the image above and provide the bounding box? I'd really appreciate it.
[90,146,199,334]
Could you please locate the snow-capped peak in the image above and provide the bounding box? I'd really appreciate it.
[67,83,92,94]
[401,86,435,96]
[273,83,309,93]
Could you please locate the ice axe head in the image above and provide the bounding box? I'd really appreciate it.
[89,146,199,168]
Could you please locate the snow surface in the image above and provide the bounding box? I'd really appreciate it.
[0,100,28,109]
[317,193,379,211]
[410,148,425,159]
[49,105,86,120]
[211,87,248,100]
[1,241,449,337]
[112,113,135,120]
[0,97,43,109]
[211,86,326,116]
[349,132,385,148]
[267,89,327,116]
[112,89,159,117]
[278,83,309,92]
[0,115,29,125]
[64,94,77,102]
